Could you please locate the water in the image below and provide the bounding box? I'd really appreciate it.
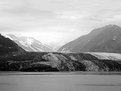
[0,72,121,91]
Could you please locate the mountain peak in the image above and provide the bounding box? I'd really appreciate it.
[59,24,121,53]
[6,34,53,52]
[104,24,120,27]
[101,24,121,31]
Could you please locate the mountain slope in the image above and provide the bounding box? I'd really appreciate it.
[58,25,121,53]
[1,52,121,71]
[6,34,52,52]
[0,34,25,56]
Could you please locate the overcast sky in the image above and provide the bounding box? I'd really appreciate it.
[1,0,121,46]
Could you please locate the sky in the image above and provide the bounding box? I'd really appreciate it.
[1,0,121,47]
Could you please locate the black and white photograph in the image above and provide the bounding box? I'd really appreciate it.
[0,0,121,91]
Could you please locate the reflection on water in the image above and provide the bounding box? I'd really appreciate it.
[0,72,121,91]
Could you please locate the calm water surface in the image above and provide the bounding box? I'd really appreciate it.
[0,72,121,91]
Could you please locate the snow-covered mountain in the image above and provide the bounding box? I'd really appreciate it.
[5,34,53,52]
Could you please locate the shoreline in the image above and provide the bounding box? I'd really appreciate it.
[0,71,121,75]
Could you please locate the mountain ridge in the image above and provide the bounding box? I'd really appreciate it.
[0,34,25,56]
[58,24,121,53]
[5,34,53,52]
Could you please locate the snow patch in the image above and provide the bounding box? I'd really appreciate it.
[27,37,34,45]
[87,52,121,60]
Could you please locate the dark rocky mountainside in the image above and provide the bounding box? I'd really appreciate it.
[58,25,121,53]
[6,34,52,52]
[0,52,121,72]
[0,34,25,56]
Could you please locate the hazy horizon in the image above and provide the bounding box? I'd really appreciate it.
[1,0,121,47]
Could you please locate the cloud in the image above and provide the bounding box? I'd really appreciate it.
[1,0,121,45]
[56,11,85,20]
